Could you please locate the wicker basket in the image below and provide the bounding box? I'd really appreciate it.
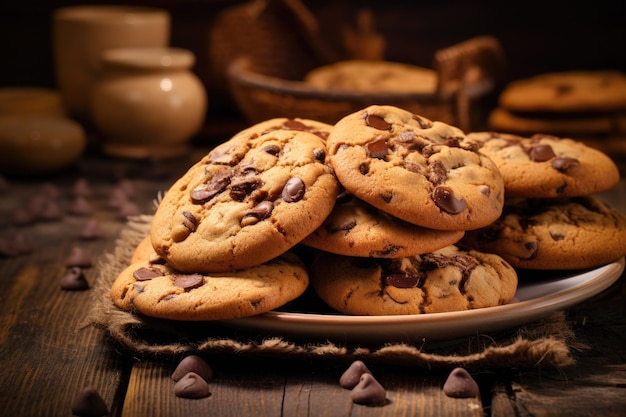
[227,35,505,131]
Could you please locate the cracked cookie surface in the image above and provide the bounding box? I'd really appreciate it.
[110,251,309,320]
[467,131,620,198]
[151,124,339,273]
[310,245,517,315]
[459,196,626,270]
[326,105,504,231]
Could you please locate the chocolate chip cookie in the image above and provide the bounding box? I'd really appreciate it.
[304,60,438,94]
[150,128,340,273]
[459,196,626,270]
[301,192,464,258]
[466,131,620,198]
[310,245,518,315]
[326,105,505,231]
[498,70,626,113]
[110,251,309,320]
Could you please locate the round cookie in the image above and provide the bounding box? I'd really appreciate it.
[304,60,437,94]
[459,196,626,270]
[326,105,505,231]
[466,131,620,198]
[110,251,309,320]
[130,235,159,265]
[310,245,518,315]
[301,192,464,258]
[498,70,626,113]
[487,107,615,136]
[151,128,340,273]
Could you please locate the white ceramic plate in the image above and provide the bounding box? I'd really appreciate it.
[219,258,624,344]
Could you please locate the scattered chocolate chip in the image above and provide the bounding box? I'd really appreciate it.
[364,113,391,130]
[72,178,92,198]
[71,386,108,417]
[133,267,163,281]
[40,182,61,199]
[65,246,92,268]
[61,266,90,291]
[340,360,372,389]
[0,174,9,192]
[442,367,479,398]
[79,219,103,240]
[432,186,466,214]
[116,178,136,198]
[172,273,204,291]
[107,187,129,209]
[0,239,20,257]
[12,233,33,254]
[281,177,305,202]
[38,199,64,221]
[551,157,579,172]
[69,196,93,216]
[173,372,211,399]
[11,207,36,226]
[172,355,213,382]
[117,201,141,219]
[350,373,387,406]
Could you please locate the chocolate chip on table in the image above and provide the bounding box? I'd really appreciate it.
[61,266,90,291]
[173,372,211,399]
[38,199,64,221]
[69,195,93,216]
[71,386,108,417]
[10,207,36,226]
[79,219,103,240]
[442,367,480,398]
[65,245,92,268]
[350,373,387,406]
[339,360,372,389]
[72,178,92,198]
[117,200,141,219]
[172,355,213,382]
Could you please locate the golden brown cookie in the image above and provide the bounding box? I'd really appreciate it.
[150,127,340,273]
[130,235,158,265]
[301,192,464,258]
[110,251,309,320]
[498,70,626,113]
[304,60,437,94]
[459,196,626,270]
[466,131,620,198]
[326,105,505,231]
[310,246,518,315]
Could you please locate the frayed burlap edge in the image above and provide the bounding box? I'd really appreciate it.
[85,215,585,369]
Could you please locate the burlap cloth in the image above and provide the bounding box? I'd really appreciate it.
[87,215,586,369]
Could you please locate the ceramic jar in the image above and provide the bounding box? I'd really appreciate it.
[90,47,208,158]
[53,5,170,122]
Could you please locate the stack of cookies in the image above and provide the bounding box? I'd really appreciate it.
[487,70,626,154]
[460,131,626,270]
[110,105,626,322]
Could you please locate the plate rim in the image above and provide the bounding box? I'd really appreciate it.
[219,258,624,340]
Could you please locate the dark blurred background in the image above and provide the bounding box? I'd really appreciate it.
[2,0,625,136]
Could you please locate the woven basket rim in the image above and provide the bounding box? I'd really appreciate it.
[227,56,451,103]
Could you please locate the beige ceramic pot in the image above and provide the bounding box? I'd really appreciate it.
[90,47,208,159]
[0,87,68,118]
[53,5,170,121]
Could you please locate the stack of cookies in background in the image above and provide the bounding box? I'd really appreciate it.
[460,131,626,270]
[487,70,626,156]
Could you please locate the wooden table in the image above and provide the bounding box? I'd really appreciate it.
[1,148,625,417]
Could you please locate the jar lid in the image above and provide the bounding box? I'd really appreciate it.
[100,47,195,70]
